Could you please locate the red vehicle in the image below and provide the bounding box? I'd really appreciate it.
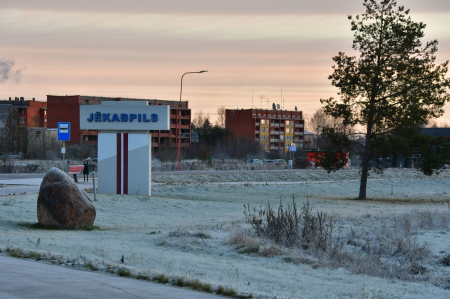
[307,151,349,169]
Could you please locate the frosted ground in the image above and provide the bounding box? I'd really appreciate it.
[1,169,450,298]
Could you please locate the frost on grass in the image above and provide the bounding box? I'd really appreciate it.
[238,199,450,286]
[2,170,450,298]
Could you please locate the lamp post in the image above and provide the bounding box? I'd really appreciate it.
[178,70,207,171]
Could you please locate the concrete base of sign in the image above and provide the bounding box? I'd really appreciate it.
[98,133,151,196]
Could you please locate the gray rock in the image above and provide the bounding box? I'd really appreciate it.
[37,167,96,229]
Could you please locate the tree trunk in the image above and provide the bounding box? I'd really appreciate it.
[359,117,373,199]
[359,149,369,199]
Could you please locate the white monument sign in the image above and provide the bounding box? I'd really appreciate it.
[80,101,170,196]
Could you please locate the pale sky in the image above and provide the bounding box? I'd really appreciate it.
[1,0,449,124]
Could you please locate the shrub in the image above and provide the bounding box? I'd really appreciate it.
[191,279,202,290]
[201,282,212,293]
[176,276,187,287]
[136,273,150,280]
[86,261,98,271]
[244,199,333,251]
[154,273,169,284]
[117,268,131,277]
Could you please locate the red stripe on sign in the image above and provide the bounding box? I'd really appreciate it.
[117,133,122,194]
[123,133,128,195]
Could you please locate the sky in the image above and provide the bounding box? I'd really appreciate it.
[0,0,449,125]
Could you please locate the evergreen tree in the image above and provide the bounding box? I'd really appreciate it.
[321,0,450,199]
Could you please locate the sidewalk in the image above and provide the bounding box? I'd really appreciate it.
[0,177,93,195]
[0,256,221,299]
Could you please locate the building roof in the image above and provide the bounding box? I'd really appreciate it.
[47,95,189,106]
[421,127,450,137]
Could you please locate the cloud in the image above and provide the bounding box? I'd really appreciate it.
[0,58,25,84]
[1,0,449,15]
[14,67,25,84]
[0,58,15,83]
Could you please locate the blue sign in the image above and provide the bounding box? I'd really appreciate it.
[58,122,70,141]
[289,147,296,152]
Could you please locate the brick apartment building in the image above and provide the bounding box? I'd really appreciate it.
[0,97,47,153]
[225,108,304,152]
[47,95,192,151]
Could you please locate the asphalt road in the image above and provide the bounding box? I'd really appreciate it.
[0,256,221,299]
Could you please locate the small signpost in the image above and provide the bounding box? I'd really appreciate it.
[289,143,296,152]
[58,122,70,172]
[288,143,296,170]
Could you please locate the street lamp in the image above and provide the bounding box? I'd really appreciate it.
[178,70,208,171]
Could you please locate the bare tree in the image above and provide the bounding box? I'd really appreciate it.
[216,106,225,128]
[27,129,60,159]
[31,115,40,127]
[306,108,347,135]
[305,108,353,150]
[192,110,210,129]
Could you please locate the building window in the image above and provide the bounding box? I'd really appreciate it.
[286,136,290,141]
[19,108,25,114]
[19,117,25,124]
[84,135,98,141]
[286,128,291,133]
[285,120,290,125]
[260,119,267,124]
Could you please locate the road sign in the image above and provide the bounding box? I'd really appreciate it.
[289,147,296,152]
[58,122,70,141]
[290,143,296,148]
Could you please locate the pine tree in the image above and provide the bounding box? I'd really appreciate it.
[321,0,450,199]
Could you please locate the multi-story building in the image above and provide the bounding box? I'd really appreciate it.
[225,108,304,152]
[303,130,316,149]
[47,95,192,152]
[0,97,47,154]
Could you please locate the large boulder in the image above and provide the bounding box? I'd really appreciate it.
[37,167,96,229]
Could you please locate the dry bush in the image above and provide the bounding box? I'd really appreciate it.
[241,200,445,284]
[244,200,334,251]
[335,213,434,282]
[258,244,285,257]
[229,231,259,247]
[229,231,260,253]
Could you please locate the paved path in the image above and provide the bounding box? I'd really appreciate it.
[0,256,221,299]
[0,177,93,195]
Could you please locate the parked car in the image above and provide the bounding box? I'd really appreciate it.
[247,158,264,164]
[273,159,287,165]
[264,159,274,164]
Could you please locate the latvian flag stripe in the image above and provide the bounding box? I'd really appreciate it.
[116,133,128,195]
